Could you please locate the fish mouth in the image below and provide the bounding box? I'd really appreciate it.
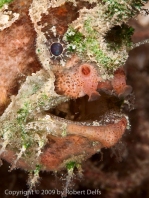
[43,92,128,148]
[38,92,128,171]
[49,93,124,124]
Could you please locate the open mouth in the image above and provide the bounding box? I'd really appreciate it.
[38,91,127,171]
[40,90,128,147]
[49,93,123,124]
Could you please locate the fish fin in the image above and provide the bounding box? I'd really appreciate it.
[118,85,132,98]
[88,91,101,101]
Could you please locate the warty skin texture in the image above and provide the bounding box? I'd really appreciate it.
[0,0,131,172]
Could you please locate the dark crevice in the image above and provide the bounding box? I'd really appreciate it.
[48,93,123,122]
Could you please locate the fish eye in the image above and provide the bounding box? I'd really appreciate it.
[50,42,63,56]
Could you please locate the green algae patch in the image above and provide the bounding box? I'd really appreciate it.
[0,0,13,8]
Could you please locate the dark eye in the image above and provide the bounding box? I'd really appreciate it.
[50,42,63,56]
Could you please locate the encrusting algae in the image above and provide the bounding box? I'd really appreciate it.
[0,0,148,191]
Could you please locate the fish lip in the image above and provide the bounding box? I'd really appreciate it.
[45,113,127,148]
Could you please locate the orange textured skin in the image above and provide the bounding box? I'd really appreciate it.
[111,67,132,97]
[0,0,41,114]
[0,87,9,106]
[40,135,102,171]
[55,63,101,101]
[97,67,132,98]
[66,117,127,148]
